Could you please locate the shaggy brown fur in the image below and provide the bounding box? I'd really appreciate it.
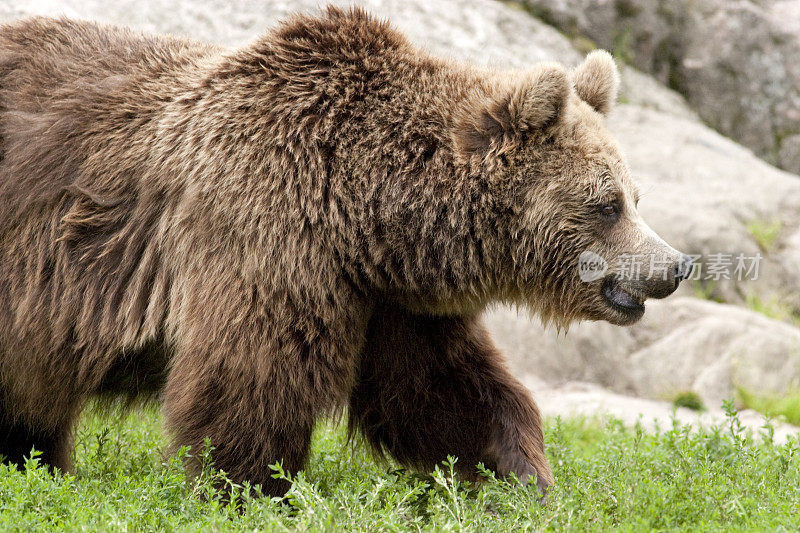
[0,7,687,496]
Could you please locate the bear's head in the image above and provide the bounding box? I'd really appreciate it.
[454,51,691,326]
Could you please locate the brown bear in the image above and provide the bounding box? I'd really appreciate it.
[0,6,690,496]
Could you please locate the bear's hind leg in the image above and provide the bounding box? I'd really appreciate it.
[0,412,74,472]
[350,303,553,494]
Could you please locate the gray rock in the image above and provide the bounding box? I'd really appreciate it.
[779,135,800,176]
[488,297,800,407]
[0,0,579,65]
[532,381,800,444]
[519,0,800,174]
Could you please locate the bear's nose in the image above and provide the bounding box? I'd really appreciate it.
[674,254,693,284]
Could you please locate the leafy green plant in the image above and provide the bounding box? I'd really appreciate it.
[672,391,706,412]
[1,407,799,531]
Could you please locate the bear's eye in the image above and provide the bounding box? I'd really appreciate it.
[600,204,618,218]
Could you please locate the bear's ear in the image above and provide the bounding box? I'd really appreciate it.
[454,64,569,163]
[572,50,620,115]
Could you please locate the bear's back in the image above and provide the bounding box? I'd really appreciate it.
[0,17,216,113]
[0,17,218,227]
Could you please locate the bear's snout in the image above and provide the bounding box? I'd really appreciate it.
[642,252,693,299]
[599,246,690,325]
[620,219,692,300]
[620,252,690,301]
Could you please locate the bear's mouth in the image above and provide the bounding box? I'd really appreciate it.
[602,277,646,318]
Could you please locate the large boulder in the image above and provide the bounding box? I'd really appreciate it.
[519,0,800,175]
[1,0,578,62]
[487,297,800,407]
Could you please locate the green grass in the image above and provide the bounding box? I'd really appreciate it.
[739,387,800,426]
[691,279,724,303]
[746,218,782,252]
[2,404,800,531]
[745,294,800,327]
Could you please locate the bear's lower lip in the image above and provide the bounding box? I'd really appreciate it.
[603,278,646,315]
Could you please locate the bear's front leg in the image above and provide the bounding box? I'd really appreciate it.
[349,303,553,495]
[163,347,319,496]
[161,282,365,496]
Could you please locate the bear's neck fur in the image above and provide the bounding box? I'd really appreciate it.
[167,6,511,314]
